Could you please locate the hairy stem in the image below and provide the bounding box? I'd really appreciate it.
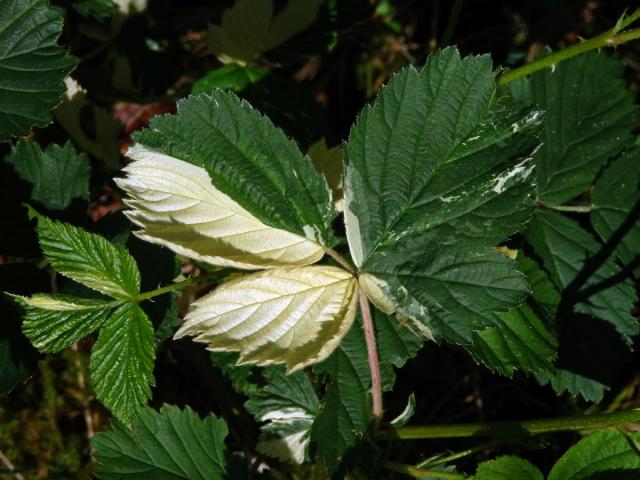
[385,462,466,479]
[498,9,640,85]
[359,287,383,424]
[135,271,224,302]
[378,408,640,440]
[325,247,356,273]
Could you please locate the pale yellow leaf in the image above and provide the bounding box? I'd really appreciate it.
[207,0,320,65]
[358,273,395,314]
[115,145,324,270]
[174,265,358,372]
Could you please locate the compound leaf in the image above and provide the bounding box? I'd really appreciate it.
[93,404,228,479]
[531,52,639,205]
[0,0,76,141]
[548,431,640,480]
[14,294,112,352]
[6,141,90,210]
[472,456,543,480]
[175,266,358,372]
[132,91,336,246]
[245,367,319,464]
[90,302,155,423]
[344,48,543,346]
[116,147,324,270]
[29,209,141,300]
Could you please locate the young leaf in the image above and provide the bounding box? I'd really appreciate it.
[29,210,141,300]
[175,265,358,372]
[90,302,155,423]
[93,405,228,479]
[116,147,325,269]
[14,294,112,352]
[245,367,319,464]
[525,209,638,341]
[192,64,269,95]
[344,47,543,345]
[468,304,557,377]
[5,141,90,210]
[531,52,639,205]
[311,319,371,473]
[207,0,320,65]
[591,147,640,270]
[548,431,640,480]
[131,91,336,246]
[0,0,76,141]
[472,456,543,480]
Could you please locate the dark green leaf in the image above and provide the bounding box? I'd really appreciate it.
[132,91,336,246]
[192,65,269,95]
[93,404,228,479]
[210,351,260,396]
[591,148,640,271]
[29,209,141,300]
[311,319,370,473]
[0,0,76,141]
[548,431,640,480]
[5,141,90,210]
[472,455,543,480]
[15,294,112,352]
[72,0,117,20]
[531,52,639,205]
[524,209,638,341]
[90,303,155,423]
[344,47,543,347]
[0,297,39,393]
[376,311,422,391]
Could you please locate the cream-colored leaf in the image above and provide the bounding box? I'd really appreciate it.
[115,145,325,270]
[256,407,312,464]
[175,266,358,372]
[207,0,320,65]
[358,273,395,314]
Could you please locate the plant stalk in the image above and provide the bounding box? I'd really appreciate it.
[378,409,640,440]
[359,287,383,424]
[498,10,640,85]
[537,202,592,213]
[135,271,223,302]
[385,462,466,479]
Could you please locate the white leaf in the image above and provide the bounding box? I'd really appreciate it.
[116,145,325,270]
[175,266,358,372]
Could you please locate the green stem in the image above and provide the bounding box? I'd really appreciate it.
[418,439,505,468]
[378,409,640,440]
[498,10,640,85]
[441,0,464,47]
[385,462,466,479]
[135,271,221,302]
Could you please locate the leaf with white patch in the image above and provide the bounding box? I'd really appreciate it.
[245,367,319,464]
[344,47,543,349]
[175,265,357,372]
[116,148,325,270]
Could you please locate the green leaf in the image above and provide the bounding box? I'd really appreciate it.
[90,303,155,423]
[375,311,422,391]
[519,254,561,321]
[524,209,638,341]
[0,0,76,141]
[548,431,640,480]
[344,47,543,345]
[72,0,117,20]
[5,141,90,210]
[311,319,370,473]
[591,148,640,271]
[14,294,112,352]
[245,367,319,464]
[207,0,321,65]
[468,303,557,377]
[192,64,269,95]
[531,51,639,205]
[472,455,543,480]
[210,351,260,396]
[93,404,228,479]
[307,138,344,211]
[132,91,336,246]
[29,210,141,300]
